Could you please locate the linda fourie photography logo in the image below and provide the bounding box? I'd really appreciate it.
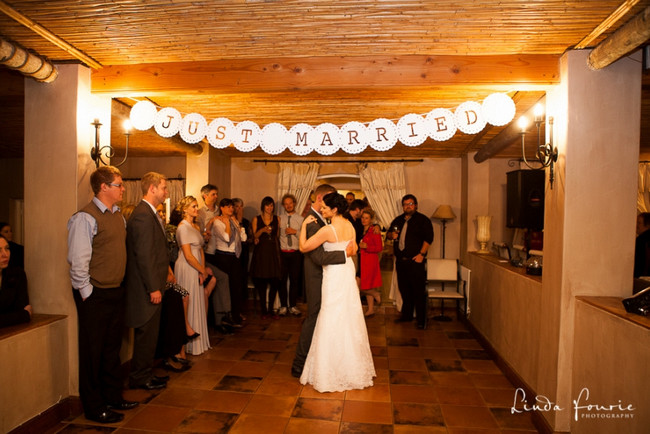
[511,388,635,421]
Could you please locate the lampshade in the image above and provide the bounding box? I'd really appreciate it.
[431,205,456,221]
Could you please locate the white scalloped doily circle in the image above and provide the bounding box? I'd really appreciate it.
[234,120,261,152]
[368,118,398,151]
[154,107,182,138]
[397,113,427,147]
[482,93,516,126]
[426,108,457,141]
[130,100,157,131]
[339,122,369,154]
[260,123,288,155]
[207,118,234,149]
[455,101,486,135]
[287,123,315,156]
[180,113,207,144]
[311,123,341,156]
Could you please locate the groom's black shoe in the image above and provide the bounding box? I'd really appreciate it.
[291,367,302,378]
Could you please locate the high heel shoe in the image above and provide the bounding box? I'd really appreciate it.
[187,332,200,339]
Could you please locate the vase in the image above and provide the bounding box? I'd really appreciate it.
[476,215,492,254]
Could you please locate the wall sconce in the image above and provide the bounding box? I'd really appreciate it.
[517,104,558,189]
[90,118,131,168]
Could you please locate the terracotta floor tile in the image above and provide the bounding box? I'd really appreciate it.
[393,402,445,426]
[429,372,475,388]
[420,347,459,359]
[452,339,484,350]
[284,417,340,434]
[122,387,164,405]
[204,347,248,361]
[241,349,280,363]
[213,338,258,349]
[373,368,390,384]
[194,390,252,413]
[342,401,392,425]
[345,384,391,402]
[174,409,238,433]
[291,397,343,421]
[371,345,388,357]
[339,421,393,433]
[227,360,274,377]
[469,373,515,389]
[386,336,420,346]
[390,384,438,403]
[389,370,433,385]
[462,360,502,374]
[388,357,428,372]
[150,387,208,408]
[169,371,223,390]
[446,428,501,434]
[300,384,346,400]
[394,424,448,433]
[490,407,537,430]
[122,404,191,432]
[434,386,485,406]
[213,375,263,393]
[257,375,303,395]
[425,359,465,372]
[479,388,518,407]
[417,336,455,348]
[440,404,499,429]
[241,394,297,417]
[227,413,289,434]
[373,356,389,369]
[189,358,236,373]
[275,350,297,364]
[260,331,292,341]
[457,348,492,360]
[386,346,423,358]
[446,331,474,339]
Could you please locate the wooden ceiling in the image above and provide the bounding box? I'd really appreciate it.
[1,0,649,160]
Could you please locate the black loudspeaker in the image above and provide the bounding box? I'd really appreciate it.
[507,170,544,230]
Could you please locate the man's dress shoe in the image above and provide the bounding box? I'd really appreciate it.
[163,358,190,372]
[154,374,170,382]
[132,378,167,390]
[85,408,124,424]
[291,367,302,378]
[107,400,139,410]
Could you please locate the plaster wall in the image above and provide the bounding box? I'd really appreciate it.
[571,301,649,434]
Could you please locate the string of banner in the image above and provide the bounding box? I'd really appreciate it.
[128,92,516,156]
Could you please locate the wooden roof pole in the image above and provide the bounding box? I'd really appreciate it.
[0,0,102,69]
[473,95,546,163]
[0,36,57,82]
[574,0,642,49]
[588,5,650,69]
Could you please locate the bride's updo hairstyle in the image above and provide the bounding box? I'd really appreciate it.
[323,192,348,216]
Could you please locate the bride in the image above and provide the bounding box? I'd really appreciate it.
[298,192,376,392]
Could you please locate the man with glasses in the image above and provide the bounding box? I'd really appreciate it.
[67,166,138,424]
[387,194,433,329]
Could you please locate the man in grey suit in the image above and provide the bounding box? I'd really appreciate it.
[291,184,352,378]
[125,172,174,390]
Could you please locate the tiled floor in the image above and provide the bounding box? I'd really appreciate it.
[50,303,539,433]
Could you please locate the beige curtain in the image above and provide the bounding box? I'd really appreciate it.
[639,163,650,213]
[358,162,406,229]
[277,162,320,213]
[357,162,406,311]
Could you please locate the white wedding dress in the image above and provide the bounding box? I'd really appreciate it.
[300,225,376,392]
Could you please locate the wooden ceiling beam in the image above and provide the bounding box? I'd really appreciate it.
[588,5,650,69]
[91,54,560,96]
[574,0,642,49]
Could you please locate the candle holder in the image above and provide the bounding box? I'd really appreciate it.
[476,215,492,254]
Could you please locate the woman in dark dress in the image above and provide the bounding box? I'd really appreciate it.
[250,196,282,319]
[0,235,32,328]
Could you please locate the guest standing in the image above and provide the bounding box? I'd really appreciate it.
[125,172,174,390]
[250,196,282,318]
[0,222,24,269]
[175,196,211,355]
[278,194,303,316]
[386,194,433,330]
[67,165,137,423]
[0,235,31,327]
[359,209,383,316]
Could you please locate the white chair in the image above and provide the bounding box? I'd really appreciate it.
[426,258,466,321]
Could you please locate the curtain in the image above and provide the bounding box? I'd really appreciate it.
[277,162,320,213]
[639,163,650,213]
[358,162,406,229]
[357,162,406,311]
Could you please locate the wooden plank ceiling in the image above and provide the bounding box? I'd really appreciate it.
[0,0,648,160]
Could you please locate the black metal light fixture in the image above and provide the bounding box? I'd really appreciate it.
[91,118,131,168]
[517,104,558,189]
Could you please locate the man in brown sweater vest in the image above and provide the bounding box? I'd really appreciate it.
[67,166,139,424]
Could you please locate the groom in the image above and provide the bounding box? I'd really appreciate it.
[292,184,353,378]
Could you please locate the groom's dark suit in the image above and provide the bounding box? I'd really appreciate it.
[124,200,170,387]
[292,208,346,375]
